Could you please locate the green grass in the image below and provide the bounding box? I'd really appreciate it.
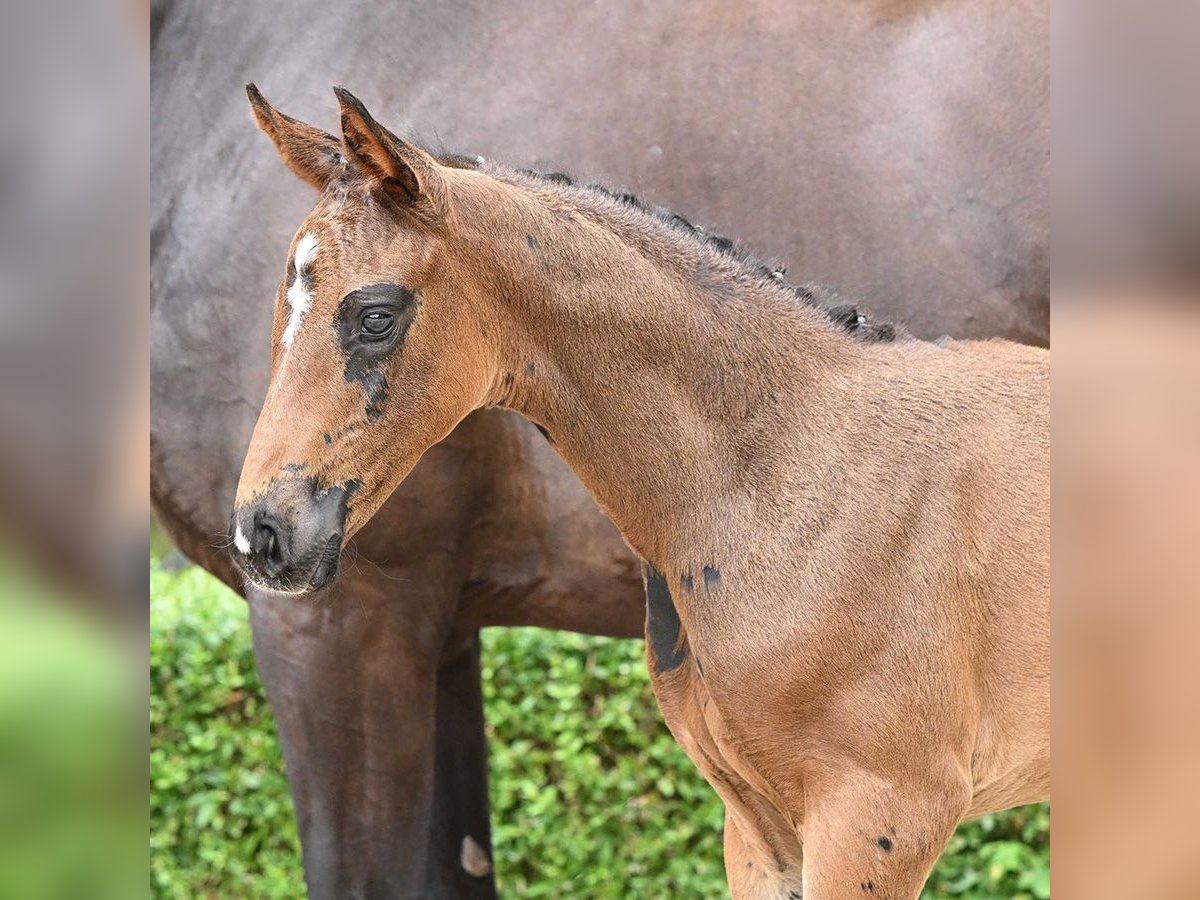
[150,561,1048,898]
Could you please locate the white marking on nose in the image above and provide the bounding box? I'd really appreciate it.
[282,232,319,348]
[233,523,251,555]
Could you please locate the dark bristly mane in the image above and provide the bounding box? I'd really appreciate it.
[438,153,902,343]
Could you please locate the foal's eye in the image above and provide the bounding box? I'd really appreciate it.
[360,310,395,339]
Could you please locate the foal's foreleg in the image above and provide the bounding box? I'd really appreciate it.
[799,773,969,899]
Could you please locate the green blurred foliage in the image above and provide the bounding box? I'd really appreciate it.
[150,560,1048,898]
[0,548,143,900]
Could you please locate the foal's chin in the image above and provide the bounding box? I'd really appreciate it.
[232,534,345,597]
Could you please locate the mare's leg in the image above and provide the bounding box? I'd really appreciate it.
[430,629,496,894]
[248,573,496,899]
[798,771,969,900]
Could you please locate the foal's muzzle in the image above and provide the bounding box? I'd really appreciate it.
[229,477,356,593]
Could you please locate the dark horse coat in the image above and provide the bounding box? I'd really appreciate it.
[150,0,1047,896]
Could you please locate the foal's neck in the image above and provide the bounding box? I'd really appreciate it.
[468,177,867,565]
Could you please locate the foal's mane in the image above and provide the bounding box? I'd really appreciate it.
[438,153,903,344]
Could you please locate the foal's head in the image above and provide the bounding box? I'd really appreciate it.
[230,86,503,592]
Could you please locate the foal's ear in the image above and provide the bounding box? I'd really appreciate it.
[246,84,344,191]
[333,87,446,211]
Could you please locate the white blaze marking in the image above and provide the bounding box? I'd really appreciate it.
[233,523,251,555]
[294,230,319,270]
[282,232,319,348]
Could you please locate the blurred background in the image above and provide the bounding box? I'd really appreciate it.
[0,1,146,899]
[0,0,1196,896]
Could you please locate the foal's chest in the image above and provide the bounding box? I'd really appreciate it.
[642,563,804,860]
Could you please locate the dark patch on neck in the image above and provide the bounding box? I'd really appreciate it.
[702,565,721,588]
[283,462,308,474]
[323,432,333,447]
[644,563,688,672]
[525,233,541,251]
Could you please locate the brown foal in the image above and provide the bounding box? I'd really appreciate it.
[231,87,1049,899]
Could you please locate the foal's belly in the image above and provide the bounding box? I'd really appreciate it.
[650,638,1050,864]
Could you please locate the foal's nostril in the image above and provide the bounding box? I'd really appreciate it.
[260,524,279,563]
[252,513,286,575]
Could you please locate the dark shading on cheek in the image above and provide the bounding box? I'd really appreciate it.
[362,370,388,421]
[290,476,361,536]
[334,283,418,422]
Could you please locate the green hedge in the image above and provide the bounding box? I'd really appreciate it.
[150,564,299,899]
[150,561,1048,898]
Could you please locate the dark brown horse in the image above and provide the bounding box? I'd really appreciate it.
[151,0,1046,895]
